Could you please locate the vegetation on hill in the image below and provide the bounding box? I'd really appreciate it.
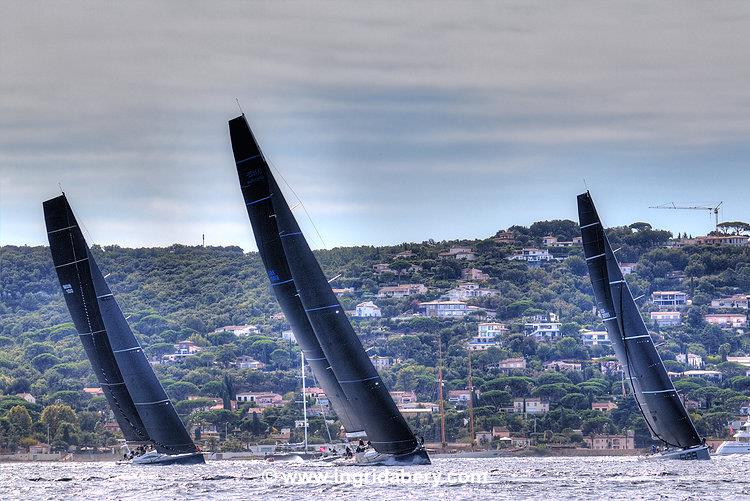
[1,220,749,452]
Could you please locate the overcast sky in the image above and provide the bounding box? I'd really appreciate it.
[1,1,749,251]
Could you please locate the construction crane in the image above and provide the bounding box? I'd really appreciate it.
[649,202,723,231]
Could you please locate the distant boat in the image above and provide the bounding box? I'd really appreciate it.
[716,418,750,455]
[578,191,709,460]
[228,114,429,465]
[44,195,204,465]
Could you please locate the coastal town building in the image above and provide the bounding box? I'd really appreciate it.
[468,322,508,350]
[650,311,682,327]
[389,391,417,405]
[418,300,470,318]
[377,283,428,298]
[496,357,527,371]
[580,329,611,347]
[541,235,581,247]
[695,235,750,246]
[544,360,582,371]
[524,321,562,340]
[652,291,688,308]
[592,401,618,412]
[507,248,554,263]
[711,295,749,310]
[332,287,354,297]
[15,393,36,404]
[586,431,635,450]
[513,398,549,414]
[369,355,392,370]
[161,340,203,363]
[445,282,499,301]
[676,352,704,368]
[234,355,266,370]
[439,246,476,260]
[282,330,297,343]
[462,268,490,281]
[373,263,392,274]
[704,313,747,329]
[727,356,750,369]
[619,263,638,275]
[213,324,259,337]
[235,392,284,407]
[448,389,479,407]
[494,230,516,243]
[393,250,414,259]
[354,301,382,318]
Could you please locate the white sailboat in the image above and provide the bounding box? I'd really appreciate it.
[716,418,750,455]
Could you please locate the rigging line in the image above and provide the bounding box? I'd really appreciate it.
[267,159,328,250]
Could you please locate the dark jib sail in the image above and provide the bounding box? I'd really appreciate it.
[228,115,364,436]
[44,195,199,457]
[578,191,703,449]
[226,116,422,457]
[44,196,150,443]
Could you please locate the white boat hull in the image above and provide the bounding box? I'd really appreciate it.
[715,441,750,455]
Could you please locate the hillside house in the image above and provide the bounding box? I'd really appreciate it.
[705,314,747,329]
[580,329,611,347]
[650,311,681,327]
[354,301,382,318]
[711,295,749,310]
[377,283,427,298]
[524,321,562,340]
[418,300,470,318]
[652,291,688,308]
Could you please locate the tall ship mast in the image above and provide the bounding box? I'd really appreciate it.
[228,114,429,465]
[44,195,204,465]
[578,191,709,460]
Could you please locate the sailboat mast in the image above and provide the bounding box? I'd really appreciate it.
[438,335,446,448]
[467,351,475,447]
[301,351,308,453]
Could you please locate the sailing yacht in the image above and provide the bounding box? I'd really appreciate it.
[716,418,750,455]
[578,192,710,460]
[44,195,204,465]
[228,114,430,465]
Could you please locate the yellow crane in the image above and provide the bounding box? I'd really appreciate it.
[649,201,723,231]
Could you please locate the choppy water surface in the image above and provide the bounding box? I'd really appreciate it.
[1,456,748,500]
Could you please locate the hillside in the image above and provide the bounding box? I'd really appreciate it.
[1,220,749,453]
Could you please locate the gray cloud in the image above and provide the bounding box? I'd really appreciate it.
[2,1,750,249]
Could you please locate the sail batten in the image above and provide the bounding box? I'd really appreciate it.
[578,191,703,449]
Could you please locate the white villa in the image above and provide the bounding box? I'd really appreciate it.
[354,301,382,318]
[580,329,611,347]
[508,248,554,263]
[524,321,562,340]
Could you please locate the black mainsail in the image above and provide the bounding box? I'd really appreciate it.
[44,195,200,458]
[44,195,150,444]
[578,191,704,451]
[228,115,364,436]
[225,116,423,459]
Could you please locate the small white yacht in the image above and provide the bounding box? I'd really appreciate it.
[715,418,750,455]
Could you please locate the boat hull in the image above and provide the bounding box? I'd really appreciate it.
[645,445,710,461]
[131,451,205,465]
[348,446,431,466]
[715,441,750,455]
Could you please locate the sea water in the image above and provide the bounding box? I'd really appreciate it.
[0,456,748,500]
